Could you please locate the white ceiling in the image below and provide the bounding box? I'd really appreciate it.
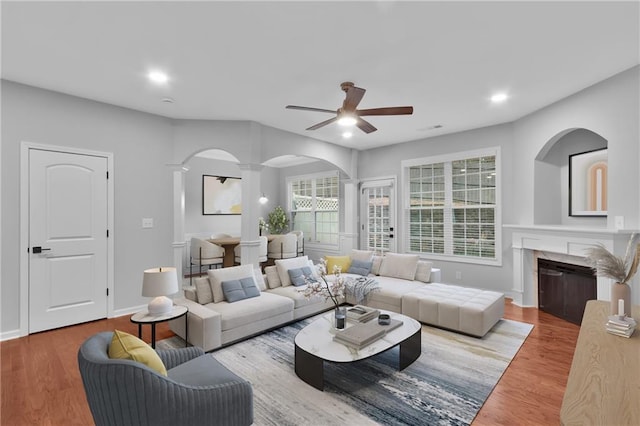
[2,1,639,150]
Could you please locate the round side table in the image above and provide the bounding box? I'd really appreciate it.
[130,305,188,349]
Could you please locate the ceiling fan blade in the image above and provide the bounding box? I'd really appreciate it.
[307,116,338,131]
[356,117,377,134]
[357,106,414,116]
[343,86,366,111]
[286,105,337,114]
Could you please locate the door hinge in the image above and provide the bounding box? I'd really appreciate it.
[106,171,109,179]
[107,229,109,238]
[106,288,109,296]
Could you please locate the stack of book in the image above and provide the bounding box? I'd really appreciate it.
[605,315,637,338]
[346,305,380,323]
[334,318,403,350]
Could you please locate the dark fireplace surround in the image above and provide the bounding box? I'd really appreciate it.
[538,258,597,325]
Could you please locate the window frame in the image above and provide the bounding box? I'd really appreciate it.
[287,171,340,249]
[401,147,502,266]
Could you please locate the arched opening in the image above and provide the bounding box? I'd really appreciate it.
[533,128,608,226]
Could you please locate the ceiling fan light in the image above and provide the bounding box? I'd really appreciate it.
[337,115,357,127]
[342,131,353,139]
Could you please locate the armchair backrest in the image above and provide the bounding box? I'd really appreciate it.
[191,238,224,260]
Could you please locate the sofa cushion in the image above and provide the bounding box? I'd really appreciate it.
[371,255,383,275]
[222,277,260,303]
[325,255,352,274]
[347,259,373,276]
[168,353,245,386]
[254,267,267,291]
[349,249,374,262]
[108,330,167,376]
[275,256,313,287]
[414,260,433,283]
[287,266,317,286]
[379,253,420,280]
[194,277,214,304]
[365,276,424,310]
[267,285,328,309]
[265,265,281,289]
[207,292,293,331]
[208,264,255,303]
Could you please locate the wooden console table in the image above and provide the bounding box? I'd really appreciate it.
[560,300,639,425]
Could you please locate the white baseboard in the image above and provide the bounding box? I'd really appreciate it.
[111,304,147,318]
[0,329,22,342]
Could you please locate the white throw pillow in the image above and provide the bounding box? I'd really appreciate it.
[264,265,281,289]
[371,255,383,276]
[207,264,255,303]
[378,253,420,281]
[414,260,433,283]
[254,267,267,291]
[194,277,213,304]
[275,256,311,287]
[350,249,374,263]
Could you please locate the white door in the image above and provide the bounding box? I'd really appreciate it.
[29,149,108,333]
[360,179,396,254]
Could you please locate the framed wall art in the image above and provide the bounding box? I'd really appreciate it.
[202,175,242,215]
[569,148,607,217]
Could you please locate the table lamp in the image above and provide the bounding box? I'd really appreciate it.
[142,267,179,316]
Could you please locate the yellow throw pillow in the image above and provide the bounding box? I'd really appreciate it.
[325,255,352,274]
[108,330,167,376]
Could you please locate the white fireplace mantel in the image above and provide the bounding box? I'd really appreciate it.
[504,225,638,307]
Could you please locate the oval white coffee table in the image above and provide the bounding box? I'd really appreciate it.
[294,309,422,390]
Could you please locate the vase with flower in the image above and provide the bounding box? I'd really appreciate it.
[298,258,380,329]
[585,233,639,317]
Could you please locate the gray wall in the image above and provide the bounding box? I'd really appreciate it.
[1,81,175,332]
[358,123,515,293]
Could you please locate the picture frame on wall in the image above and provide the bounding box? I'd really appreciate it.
[569,148,607,217]
[202,175,242,215]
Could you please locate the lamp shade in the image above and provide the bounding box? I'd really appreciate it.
[142,267,179,316]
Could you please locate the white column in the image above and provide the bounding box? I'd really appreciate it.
[238,163,263,266]
[169,164,188,280]
[340,179,359,253]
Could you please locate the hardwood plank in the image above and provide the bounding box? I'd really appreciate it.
[1,301,579,425]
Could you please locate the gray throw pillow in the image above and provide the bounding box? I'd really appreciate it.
[288,266,317,286]
[221,277,260,303]
[348,259,373,276]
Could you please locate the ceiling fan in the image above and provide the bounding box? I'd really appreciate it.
[286,82,413,134]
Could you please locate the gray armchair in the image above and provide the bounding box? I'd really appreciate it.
[78,332,253,426]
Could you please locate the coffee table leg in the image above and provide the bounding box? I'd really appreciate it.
[295,344,324,391]
[399,328,421,370]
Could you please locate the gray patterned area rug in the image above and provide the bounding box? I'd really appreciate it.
[158,316,533,426]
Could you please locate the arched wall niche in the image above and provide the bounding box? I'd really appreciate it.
[533,127,608,226]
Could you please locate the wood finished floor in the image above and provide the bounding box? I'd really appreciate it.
[1,300,580,426]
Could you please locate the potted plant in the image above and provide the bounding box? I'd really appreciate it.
[267,206,289,234]
[585,233,640,316]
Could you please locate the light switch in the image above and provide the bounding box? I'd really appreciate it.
[615,216,624,230]
[142,218,154,228]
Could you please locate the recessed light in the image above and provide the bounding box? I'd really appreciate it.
[342,131,353,139]
[148,70,169,84]
[490,93,508,103]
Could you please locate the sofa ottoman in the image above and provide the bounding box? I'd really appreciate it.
[402,283,504,337]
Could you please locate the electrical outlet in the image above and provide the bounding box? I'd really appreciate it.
[142,218,154,229]
[615,216,624,230]
[455,271,462,280]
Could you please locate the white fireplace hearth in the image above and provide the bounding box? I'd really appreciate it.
[504,225,638,307]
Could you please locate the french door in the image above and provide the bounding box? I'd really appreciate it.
[360,179,396,254]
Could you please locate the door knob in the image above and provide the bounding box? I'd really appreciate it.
[32,246,51,254]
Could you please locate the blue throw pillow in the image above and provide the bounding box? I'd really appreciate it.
[221,277,260,303]
[348,259,373,276]
[288,266,318,286]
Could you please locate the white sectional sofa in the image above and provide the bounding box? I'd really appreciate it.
[170,252,504,352]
